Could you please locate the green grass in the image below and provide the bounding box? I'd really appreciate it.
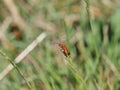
[0,0,120,90]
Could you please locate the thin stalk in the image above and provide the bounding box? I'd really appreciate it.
[84,0,92,31]
[0,49,32,89]
[66,56,88,90]
[84,0,99,58]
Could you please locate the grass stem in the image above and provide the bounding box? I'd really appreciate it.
[0,49,32,89]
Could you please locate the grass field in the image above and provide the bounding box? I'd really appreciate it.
[0,0,120,90]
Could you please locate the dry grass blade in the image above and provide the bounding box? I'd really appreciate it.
[0,17,14,50]
[102,54,120,77]
[0,32,47,80]
[2,0,25,28]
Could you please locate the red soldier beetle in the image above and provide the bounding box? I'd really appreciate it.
[59,42,70,57]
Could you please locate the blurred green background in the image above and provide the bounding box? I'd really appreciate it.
[0,0,120,90]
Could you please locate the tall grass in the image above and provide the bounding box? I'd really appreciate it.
[0,0,120,90]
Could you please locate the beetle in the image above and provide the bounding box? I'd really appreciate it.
[12,30,23,40]
[59,43,70,57]
[9,26,23,40]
